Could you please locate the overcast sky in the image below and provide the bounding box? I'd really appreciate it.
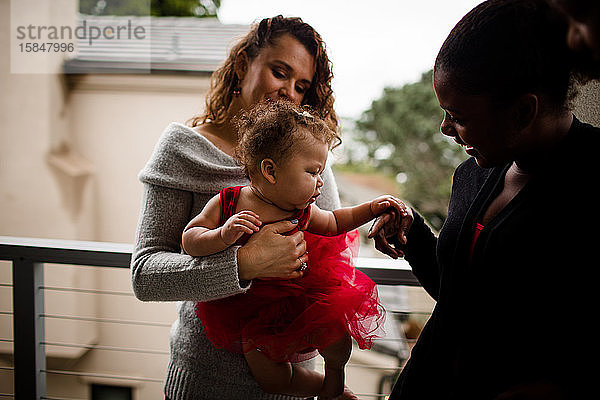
[218,0,483,119]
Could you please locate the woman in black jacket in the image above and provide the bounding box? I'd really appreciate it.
[376,0,600,398]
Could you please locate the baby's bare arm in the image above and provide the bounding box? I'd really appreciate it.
[308,195,407,236]
[181,194,227,256]
[181,194,262,254]
[184,211,262,257]
[183,209,262,256]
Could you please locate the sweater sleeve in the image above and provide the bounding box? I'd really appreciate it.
[131,183,250,302]
[315,163,341,211]
[401,211,440,300]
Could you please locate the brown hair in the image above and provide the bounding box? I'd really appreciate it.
[188,15,338,131]
[234,101,340,177]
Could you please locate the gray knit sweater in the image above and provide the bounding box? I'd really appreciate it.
[131,123,341,400]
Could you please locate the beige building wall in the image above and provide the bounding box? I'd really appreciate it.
[1,0,211,244]
[0,1,212,398]
[574,80,600,127]
[63,73,210,243]
[1,0,77,239]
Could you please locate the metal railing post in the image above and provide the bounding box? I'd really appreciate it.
[12,259,46,399]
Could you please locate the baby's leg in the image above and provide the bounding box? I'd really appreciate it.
[244,348,325,397]
[318,333,353,399]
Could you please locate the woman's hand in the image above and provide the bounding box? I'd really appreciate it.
[368,203,414,259]
[237,220,308,280]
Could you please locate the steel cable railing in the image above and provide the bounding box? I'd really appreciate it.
[0,236,432,400]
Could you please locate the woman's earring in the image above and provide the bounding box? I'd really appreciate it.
[233,86,241,97]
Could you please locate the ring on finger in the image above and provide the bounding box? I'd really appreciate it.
[297,255,308,271]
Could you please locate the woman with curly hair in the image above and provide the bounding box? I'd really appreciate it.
[131,15,400,400]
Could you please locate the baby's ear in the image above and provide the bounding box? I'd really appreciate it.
[260,159,277,184]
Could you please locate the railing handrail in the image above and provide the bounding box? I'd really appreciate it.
[0,235,419,286]
[0,236,132,268]
[0,236,419,399]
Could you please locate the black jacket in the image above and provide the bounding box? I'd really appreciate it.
[391,117,600,399]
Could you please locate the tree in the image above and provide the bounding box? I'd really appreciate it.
[80,0,221,17]
[355,70,467,230]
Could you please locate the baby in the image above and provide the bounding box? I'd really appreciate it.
[183,101,407,399]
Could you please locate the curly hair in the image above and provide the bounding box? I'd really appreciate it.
[189,15,338,131]
[435,0,588,111]
[234,101,340,178]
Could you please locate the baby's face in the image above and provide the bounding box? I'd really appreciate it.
[271,137,329,210]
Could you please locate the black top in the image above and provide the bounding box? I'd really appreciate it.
[391,117,600,399]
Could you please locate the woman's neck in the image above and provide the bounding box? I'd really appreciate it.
[195,119,239,156]
[214,116,239,144]
[515,111,573,173]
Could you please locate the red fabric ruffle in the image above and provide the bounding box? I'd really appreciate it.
[197,229,385,362]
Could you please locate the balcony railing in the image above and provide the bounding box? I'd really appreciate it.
[0,236,428,400]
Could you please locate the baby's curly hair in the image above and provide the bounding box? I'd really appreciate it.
[234,101,341,177]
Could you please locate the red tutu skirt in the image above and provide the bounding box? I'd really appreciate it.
[196,230,385,362]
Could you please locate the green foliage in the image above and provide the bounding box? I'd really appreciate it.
[355,70,467,230]
[80,0,221,17]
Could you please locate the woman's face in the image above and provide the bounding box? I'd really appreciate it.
[433,68,520,168]
[236,34,315,109]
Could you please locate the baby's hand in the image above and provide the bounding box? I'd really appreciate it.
[370,195,408,218]
[220,211,262,245]
[368,196,414,258]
